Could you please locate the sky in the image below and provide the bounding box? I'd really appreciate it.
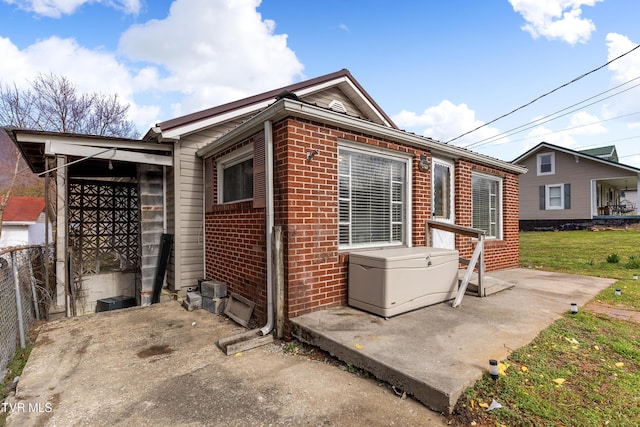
[1,0,640,167]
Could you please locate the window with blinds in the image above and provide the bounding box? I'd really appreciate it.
[472,173,502,238]
[339,147,407,248]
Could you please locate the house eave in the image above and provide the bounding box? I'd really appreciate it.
[196,98,527,175]
[155,69,396,139]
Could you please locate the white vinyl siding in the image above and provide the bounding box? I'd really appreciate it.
[472,173,502,239]
[338,144,411,249]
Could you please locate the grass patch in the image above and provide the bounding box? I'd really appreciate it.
[449,229,640,426]
[0,343,34,427]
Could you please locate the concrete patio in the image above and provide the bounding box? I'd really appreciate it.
[4,268,615,425]
[290,268,615,414]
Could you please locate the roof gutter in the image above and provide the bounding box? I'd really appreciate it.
[196,98,528,175]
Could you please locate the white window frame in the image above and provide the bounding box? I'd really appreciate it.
[338,140,412,250]
[537,152,555,176]
[545,184,564,210]
[472,172,503,239]
[217,144,253,204]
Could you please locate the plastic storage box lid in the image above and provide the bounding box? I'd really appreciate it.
[348,246,459,269]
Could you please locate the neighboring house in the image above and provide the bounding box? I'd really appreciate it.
[514,142,640,230]
[146,68,527,325]
[0,196,51,248]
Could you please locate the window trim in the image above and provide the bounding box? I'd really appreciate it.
[537,152,555,176]
[217,144,254,204]
[545,183,564,210]
[338,140,413,250]
[471,172,503,240]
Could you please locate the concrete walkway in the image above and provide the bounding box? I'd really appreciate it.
[290,268,615,414]
[5,301,447,427]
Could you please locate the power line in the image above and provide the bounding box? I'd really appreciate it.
[477,111,640,147]
[445,43,640,144]
[463,76,640,149]
[466,81,640,150]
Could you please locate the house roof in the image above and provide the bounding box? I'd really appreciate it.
[3,196,45,223]
[512,142,640,174]
[3,127,174,174]
[579,145,618,161]
[196,96,528,175]
[148,69,397,139]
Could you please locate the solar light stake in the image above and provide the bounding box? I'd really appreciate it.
[571,303,578,314]
[615,289,621,296]
[489,359,499,380]
[633,274,638,281]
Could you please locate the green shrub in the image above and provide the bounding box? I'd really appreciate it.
[624,255,640,269]
[606,253,620,263]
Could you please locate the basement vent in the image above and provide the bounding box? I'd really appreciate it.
[328,99,347,114]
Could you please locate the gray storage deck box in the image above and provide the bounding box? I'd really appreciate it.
[348,246,459,317]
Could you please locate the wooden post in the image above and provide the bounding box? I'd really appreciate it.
[273,226,285,339]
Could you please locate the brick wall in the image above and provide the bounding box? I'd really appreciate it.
[204,135,268,323]
[204,117,521,324]
[455,160,520,271]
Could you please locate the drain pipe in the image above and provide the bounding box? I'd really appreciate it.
[259,120,275,336]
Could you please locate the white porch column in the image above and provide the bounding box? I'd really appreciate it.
[55,155,68,314]
[636,176,640,215]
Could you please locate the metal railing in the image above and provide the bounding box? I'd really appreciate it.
[0,245,54,380]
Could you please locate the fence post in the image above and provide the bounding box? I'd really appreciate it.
[11,251,26,349]
[28,249,41,321]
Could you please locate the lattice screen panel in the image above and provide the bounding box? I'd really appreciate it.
[68,180,139,275]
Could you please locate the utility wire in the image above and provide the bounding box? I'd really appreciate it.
[467,82,640,150]
[463,76,640,149]
[445,43,640,144]
[479,111,640,147]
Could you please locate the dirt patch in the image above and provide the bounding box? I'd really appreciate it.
[136,344,175,358]
[586,302,640,323]
[34,392,59,426]
[75,337,92,355]
[35,335,54,347]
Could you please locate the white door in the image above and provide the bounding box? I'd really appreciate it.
[431,158,455,249]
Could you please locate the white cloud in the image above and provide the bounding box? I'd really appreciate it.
[118,0,304,117]
[1,0,141,18]
[508,0,603,45]
[525,125,578,147]
[0,0,304,132]
[523,111,607,149]
[392,100,503,147]
[566,111,607,135]
[0,35,155,130]
[606,33,640,84]
[602,33,640,122]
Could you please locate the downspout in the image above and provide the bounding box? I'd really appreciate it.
[259,120,275,336]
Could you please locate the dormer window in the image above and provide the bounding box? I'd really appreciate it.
[537,152,555,176]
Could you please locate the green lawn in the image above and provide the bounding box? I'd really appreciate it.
[449,230,640,427]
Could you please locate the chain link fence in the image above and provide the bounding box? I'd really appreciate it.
[0,245,54,380]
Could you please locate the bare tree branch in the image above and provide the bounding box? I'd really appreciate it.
[0,146,22,239]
